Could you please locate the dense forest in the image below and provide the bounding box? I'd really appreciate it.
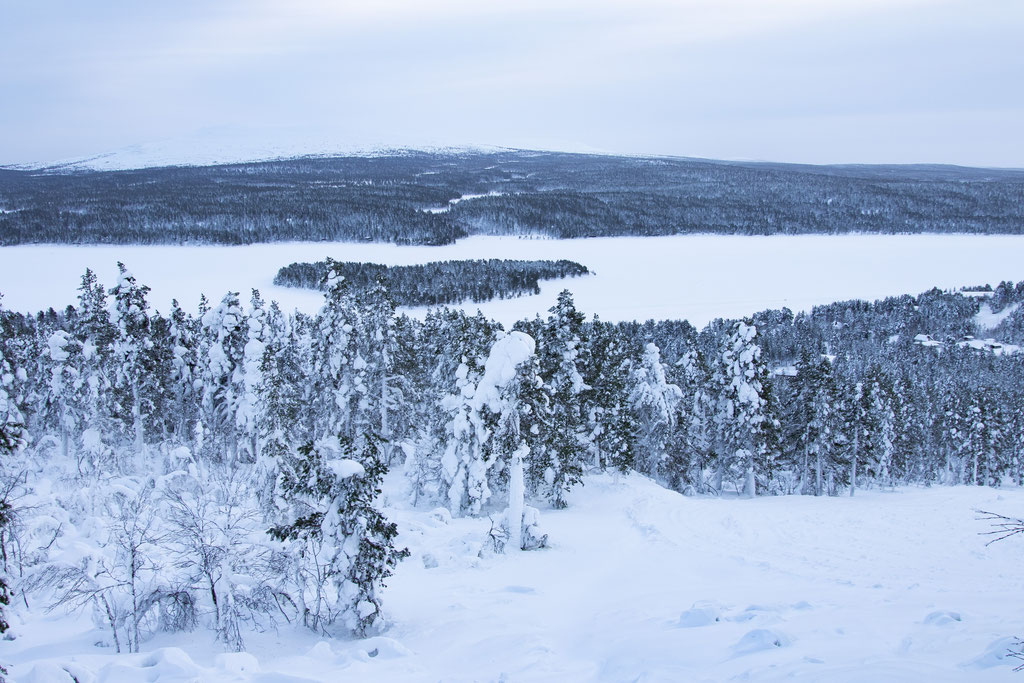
[3,151,1024,245]
[2,266,1024,651]
[274,258,591,306]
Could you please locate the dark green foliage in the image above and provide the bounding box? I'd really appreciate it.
[269,435,408,635]
[275,258,590,307]
[4,152,1024,246]
[533,291,590,508]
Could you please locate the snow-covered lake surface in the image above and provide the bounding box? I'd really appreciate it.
[3,234,1024,326]
[8,474,1024,681]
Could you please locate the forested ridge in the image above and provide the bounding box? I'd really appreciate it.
[2,267,1024,652]
[3,151,1024,245]
[273,258,590,306]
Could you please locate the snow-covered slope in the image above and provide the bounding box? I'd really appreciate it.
[7,474,1024,681]
[13,127,508,172]
[975,302,1021,332]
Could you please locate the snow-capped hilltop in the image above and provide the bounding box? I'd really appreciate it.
[14,127,511,172]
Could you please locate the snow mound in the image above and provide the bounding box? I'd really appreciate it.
[213,652,261,674]
[19,662,78,683]
[677,603,721,628]
[731,628,792,655]
[923,610,962,626]
[87,647,204,682]
[961,636,1020,669]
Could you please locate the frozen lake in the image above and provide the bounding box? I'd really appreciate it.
[3,234,1024,327]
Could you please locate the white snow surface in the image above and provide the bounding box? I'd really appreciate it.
[974,302,1021,331]
[4,234,1024,327]
[7,474,1024,681]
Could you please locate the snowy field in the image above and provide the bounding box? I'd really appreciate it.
[4,234,1024,326]
[7,474,1024,681]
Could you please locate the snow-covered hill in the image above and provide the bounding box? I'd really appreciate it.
[12,127,509,172]
[7,473,1023,681]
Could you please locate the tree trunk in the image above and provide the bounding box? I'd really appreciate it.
[850,432,858,497]
[132,383,144,455]
[101,595,121,654]
[815,450,823,496]
[507,443,527,551]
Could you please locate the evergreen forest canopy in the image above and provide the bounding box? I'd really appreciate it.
[2,268,1024,652]
[273,258,591,306]
[3,150,1024,245]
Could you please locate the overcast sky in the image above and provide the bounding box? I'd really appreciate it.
[2,0,1023,167]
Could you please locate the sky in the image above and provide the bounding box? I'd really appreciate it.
[2,0,1023,167]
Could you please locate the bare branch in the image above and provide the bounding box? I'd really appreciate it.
[976,509,1024,545]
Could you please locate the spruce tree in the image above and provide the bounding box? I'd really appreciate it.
[109,263,156,454]
[629,343,682,479]
[586,317,636,472]
[534,291,589,508]
[712,321,771,496]
[269,435,408,636]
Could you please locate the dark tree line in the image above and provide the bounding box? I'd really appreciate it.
[3,151,1024,245]
[274,258,590,306]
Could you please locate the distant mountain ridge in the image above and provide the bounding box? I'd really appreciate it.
[8,131,511,173]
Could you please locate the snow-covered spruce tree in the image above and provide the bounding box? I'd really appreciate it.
[198,292,247,463]
[712,321,771,497]
[843,379,875,496]
[965,386,1006,486]
[254,301,306,513]
[585,317,636,472]
[864,366,896,487]
[310,262,359,441]
[438,313,505,515]
[386,313,421,466]
[629,343,683,479]
[793,350,839,496]
[74,269,116,468]
[167,299,200,445]
[533,290,589,508]
[235,290,267,464]
[403,310,460,505]
[0,320,26,637]
[269,435,408,636]
[76,268,116,357]
[672,348,715,492]
[109,263,158,456]
[43,328,87,463]
[349,278,400,462]
[441,358,495,516]
[473,332,548,551]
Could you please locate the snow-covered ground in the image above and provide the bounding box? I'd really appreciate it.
[7,474,1024,681]
[3,234,1024,327]
[975,302,1021,331]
